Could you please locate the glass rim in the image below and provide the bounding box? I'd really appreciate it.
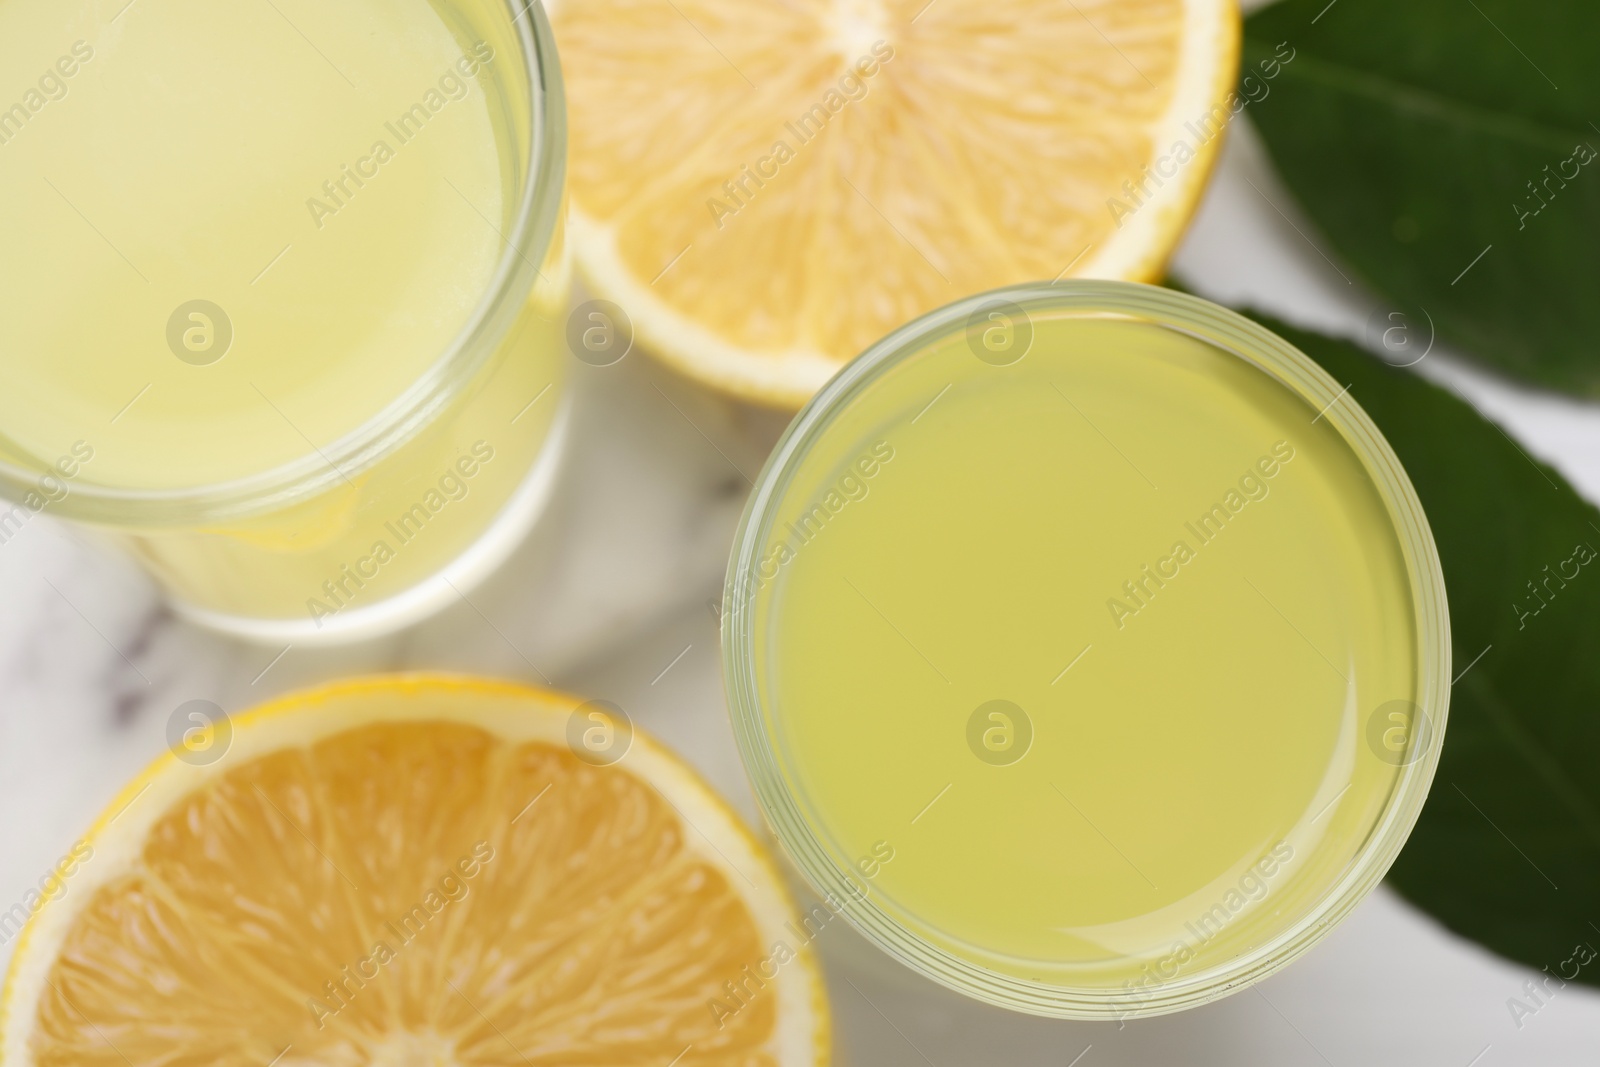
[721,279,1452,1019]
[0,0,567,527]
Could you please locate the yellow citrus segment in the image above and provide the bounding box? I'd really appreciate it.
[552,0,1239,405]
[3,677,826,1067]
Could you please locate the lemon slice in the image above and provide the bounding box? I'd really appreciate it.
[550,0,1239,406]
[1,675,828,1067]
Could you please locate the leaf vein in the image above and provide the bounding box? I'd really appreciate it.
[1464,670,1600,855]
[1242,38,1588,154]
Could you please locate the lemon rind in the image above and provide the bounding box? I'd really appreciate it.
[0,673,829,1067]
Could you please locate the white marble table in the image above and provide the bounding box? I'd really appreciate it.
[3,119,1597,1065]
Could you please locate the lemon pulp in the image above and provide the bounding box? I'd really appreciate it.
[5,678,826,1067]
[551,0,1238,404]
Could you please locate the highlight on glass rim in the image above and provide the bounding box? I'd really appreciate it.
[0,0,1594,1064]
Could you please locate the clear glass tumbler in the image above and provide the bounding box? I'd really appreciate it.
[0,0,569,643]
[724,281,1450,1018]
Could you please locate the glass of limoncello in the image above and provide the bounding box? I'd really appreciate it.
[0,0,568,643]
[724,281,1450,1018]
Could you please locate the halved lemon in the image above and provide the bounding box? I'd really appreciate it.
[550,0,1239,406]
[0,675,828,1067]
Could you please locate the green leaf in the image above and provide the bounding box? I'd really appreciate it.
[1238,310,1600,980]
[1241,0,1600,394]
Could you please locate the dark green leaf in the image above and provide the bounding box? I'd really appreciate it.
[1242,0,1600,394]
[1239,310,1600,981]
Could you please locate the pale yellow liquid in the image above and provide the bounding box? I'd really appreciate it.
[747,315,1425,999]
[0,0,564,629]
